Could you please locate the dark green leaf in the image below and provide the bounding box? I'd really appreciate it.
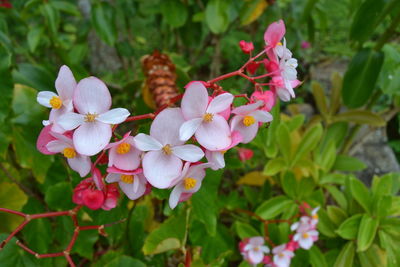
[162,0,187,28]
[45,182,74,210]
[205,0,229,34]
[309,246,328,267]
[234,222,259,239]
[91,2,117,46]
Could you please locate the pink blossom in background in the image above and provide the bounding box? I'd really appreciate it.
[272,244,295,267]
[57,77,130,156]
[239,40,254,54]
[241,236,270,265]
[301,41,311,49]
[237,147,254,162]
[106,132,141,171]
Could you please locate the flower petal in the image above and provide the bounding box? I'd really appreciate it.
[179,118,202,142]
[142,150,182,189]
[73,121,111,156]
[231,101,263,115]
[206,151,225,170]
[55,65,76,101]
[181,82,208,119]
[37,91,57,108]
[249,110,273,123]
[105,173,121,183]
[169,184,184,209]
[150,108,185,146]
[97,108,130,124]
[206,93,234,114]
[230,115,259,144]
[68,155,91,177]
[172,144,204,162]
[134,133,163,151]
[299,237,313,250]
[119,178,146,200]
[195,115,231,151]
[264,19,286,47]
[36,125,57,155]
[109,138,141,171]
[46,140,69,153]
[58,112,85,131]
[248,250,264,264]
[74,77,111,114]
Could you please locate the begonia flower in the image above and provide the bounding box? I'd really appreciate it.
[134,108,204,189]
[46,132,91,177]
[106,168,147,200]
[238,147,254,162]
[271,76,301,102]
[37,65,76,133]
[106,132,141,171]
[205,131,242,170]
[242,236,270,265]
[239,40,254,54]
[36,125,58,155]
[58,77,130,156]
[251,90,276,112]
[180,82,234,151]
[293,229,319,249]
[272,244,294,267]
[230,101,273,143]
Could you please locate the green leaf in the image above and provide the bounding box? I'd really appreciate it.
[342,48,384,108]
[276,123,291,163]
[162,0,187,28]
[333,110,385,127]
[12,64,55,92]
[255,196,293,220]
[320,173,346,185]
[292,123,323,166]
[350,177,371,213]
[240,0,268,26]
[0,44,13,124]
[72,230,99,260]
[205,0,229,34]
[333,155,366,172]
[41,3,60,36]
[27,27,43,53]
[317,208,337,238]
[325,185,348,210]
[320,122,348,151]
[316,140,336,172]
[309,246,328,267]
[51,1,81,16]
[0,182,27,232]
[105,256,146,267]
[45,182,74,210]
[312,81,329,116]
[327,205,347,226]
[357,214,379,252]
[372,173,393,197]
[329,72,342,115]
[334,241,355,267]
[0,234,38,266]
[12,84,47,125]
[91,2,117,46]
[263,157,286,176]
[336,214,363,240]
[234,222,259,239]
[281,172,297,199]
[358,243,387,267]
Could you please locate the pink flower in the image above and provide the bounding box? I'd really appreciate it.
[230,101,273,144]
[134,108,204,189]
[37,65,76,133]
[168,162,211,209]
[271,76,301,102]
[105,168,147,200]
[58,77,130,156]
[73,178,105,210]
[106,132,141,171]
[36,125,58,155]
[102,184,119,210]
[179,82,234,151]
[238,148,254,162]
[264,20,286,49]
[272,244,294,267]
[246,61,261,75]
[251,90,276,112]
[301,41,311,49]
[242,237,270,265]
[239,40,254,54]
[293,229,319,249]
[46,132,91,177]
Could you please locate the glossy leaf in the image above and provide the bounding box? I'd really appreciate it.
[205,0,229,34]
[327,205,347,226]
[336,214,362,240]
[263,157,286,176]
[317,208,337,238]
[333,155,366,172]
[44,182,74,210]
[350,177,372,213]
[255,196,293,220]
[358,244,387,267]
[357,214,379,252]
[334,241,355,267]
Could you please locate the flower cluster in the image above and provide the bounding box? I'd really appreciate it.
[239,205,320,267]
[36,20,300,212]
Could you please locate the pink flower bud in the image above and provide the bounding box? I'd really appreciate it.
[286,240,299,251]
[263,255,272,264]
[251,91,276,112]
[82,189,105,210]
[301,41,311,49]
[239,40,254,54]
[238,148,254,162]
[246,61,261,75]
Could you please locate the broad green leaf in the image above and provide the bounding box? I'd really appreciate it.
[327,205,347,226]
[51,1,81,16]
[281,172,297,199]
[320,173,346,185]
[263,157,286,176]
[0,44,12,124]
[373,195,392,218]
[44,182,74,210]
[205,0,229,34]
[389,196,400,216]
[316,140,336,172]
[317,208,337,238]
[0,234,38,266]
[378,230,400,267]
[12,84,47,125]
[161,0,187,28]
[91,2,117,46]
[329,72,342,115]
[358,244,387,267]
[312,81,329,116]
[0,182,27,232]
[334,241,355,267]
[325,185,348,210]
[12,64,55,92]
[41,3,60,36]
[105,256,146,267]
[336,214,363,240]
[255,196,293,220]
[309,246,328,267]
[320,122,348,151]
[350,177,371,213]
[234,222,259,239]
[72,230,99,260]
[342,48,384,108]
[333,155,366,172]
[372,174,393,197]
[292,123,323,166]
[240,0,268,26]
[333,110,385,127]
[276,123,291,163]
[357,214,379,252]
[287,114,305,132]
[27,27,43,53]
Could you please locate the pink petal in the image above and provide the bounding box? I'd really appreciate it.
[181,82,208,119]
[119,177,146,200]
[97,108,130,124]
[230,115,259,144]
[105,173,121,183]
[179,118,202,142]
[195,115,231,151]
[206,93,234,114]
[134,133,163,151]
[106,166,142,175]
[73,121,111,156]
[299,237,313,250]
[264,19,286,47]
[46,140,69,153]
[142,150,182,189]
[37,91,57,108]
[172,144,204,162]
[205,150,225,170]
[58,112,85,131]
[249,250,264,264]
[249,110,273,123]
[36,125,57,155]
[68,155,91,177]
[74,77,111,114]
[232,101,263,115]
[55,65,76,101]
[92,168,105,190]
[169,184,184,209]
[150,108,185,146]
[109,137,141,171]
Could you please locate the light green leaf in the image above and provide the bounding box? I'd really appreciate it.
[239,0,268,26]
[91,2,117,46]
[255,196,293,220]
[350,177,371,213]
[309,246,328,267]
[276,123,291,163]
[336,214,363,240]
[292,123,323,166]
[312,81,329,116]
[263,157,286,176]
[357,214,379,252]
[205,0,229,34]
[333,155,366,172]
[333,110,385,127]
[0,182,27,232]
[234,222,259,239]
[162,0,188,28]
[334,241,355,267]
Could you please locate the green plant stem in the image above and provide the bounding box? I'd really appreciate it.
[374,10,400,51]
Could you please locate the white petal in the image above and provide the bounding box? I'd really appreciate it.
[68,155,91,177]
[46,140,69,153]
[249,110,273,123]
[55,65,76,101]
[150,108,185,146]
[106,173,121,183]
[181,82,208,119]
[169,184,184,209]
[206,93,234,114]
[73,121,111,156]
[230,115,259,144]
[299,237,313,250]
[37,91,58,108]
[58,112,85,131]
[134,133,163,151]
[195,115,231,151]
[248,250,264,264]
[231,101,263,115]
[179,118,202,142]
[97,108,130,124]
[172,144,204,162]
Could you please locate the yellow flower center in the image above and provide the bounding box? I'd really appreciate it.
[312,214,318,220]
[85,112,98,122]
[117,142,131,154]
[220,150,227,155]
[302,232,309,239]
[183,177,196,190]
[243,115,255,126]
[162,144,172,155]
[279,252,284,258]
[120,174,134,184]
[254,247,260,252]
[63,147,76,158]
[277,42,283,46]
[203,113,214,122]
[49,96,63,109]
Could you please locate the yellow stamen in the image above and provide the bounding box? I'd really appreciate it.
[220,150,227,155]
[63,147,76,158]
[162,144,172,155]
[183,177,196,190]
[302,232,309,239]
[277,42,283,46]
[243,115,255,126]
[203,113,213,122]
[279,253,284,258]
[254,247,260,252]
[117,142,131,154]
[120,174,134,184]
[312,214,318,220]
[49,96,63,109]
[85,113,98,122]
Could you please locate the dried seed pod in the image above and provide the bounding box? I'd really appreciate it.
[141,50,180,109]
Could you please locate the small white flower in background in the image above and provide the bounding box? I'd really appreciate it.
[272,244,294,267]
[293,229,319,250]
[243,237,270,265]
